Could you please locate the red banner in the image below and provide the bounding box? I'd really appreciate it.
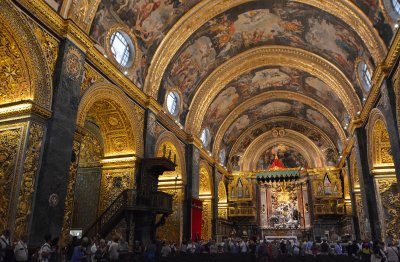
[191,198,203,241]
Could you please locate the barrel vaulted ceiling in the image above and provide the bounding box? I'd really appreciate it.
[59,0,395,170]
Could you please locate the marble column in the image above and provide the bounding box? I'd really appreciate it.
[29,40,85,245]
[354,128,381,240]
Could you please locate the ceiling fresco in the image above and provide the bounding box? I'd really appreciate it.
[90,0,199,88]
[256,144,308,170]
[161,0,374,106]
[225,118,338,167]
[211,99,342,156]
[201,66,349,132]
[351,0,394,46]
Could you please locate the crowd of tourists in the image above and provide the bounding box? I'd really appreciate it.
[1,228,400,262]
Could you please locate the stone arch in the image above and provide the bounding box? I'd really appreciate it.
[0,0,52,109]
[76,83,143,156]
[367,108,393,168]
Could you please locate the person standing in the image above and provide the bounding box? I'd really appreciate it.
[0,229,13,262]
[14,235,28,262]
[335,242,343,255]
[387,242,399,262]
[108,236,119,262]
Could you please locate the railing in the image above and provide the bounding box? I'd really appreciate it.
[151,191,173,214]
[83,189,173,238]
[228,206,256,217]
[84,189,137,238]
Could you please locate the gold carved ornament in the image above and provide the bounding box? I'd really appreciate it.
[201,200,212,241]
[80,64,105,96]
[61,140,81,245]
[76,84,144,156]
[378,179,400,241]
[199,166,212,195]
[156,188,183,245]
[0,127,23,231]
[28,19,59,74]
[99,169,133,213]
[78,131,102,168]
[0,22,30,104]
[371,118,393,166]
[14,123,44,240]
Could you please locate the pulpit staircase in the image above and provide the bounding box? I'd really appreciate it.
[83,156,176,241]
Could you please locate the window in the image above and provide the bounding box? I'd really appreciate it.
[360,62,372,91]
[219,148,226,165]
[393,0,400,14]
[166,91,180,116]
[200,128,210,147]
[110,31,131,67]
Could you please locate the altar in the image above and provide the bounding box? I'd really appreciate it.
[257,157,311,236]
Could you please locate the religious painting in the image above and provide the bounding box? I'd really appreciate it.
[256,144,308,170]
[351,0,394,46]
[215,99,341,156]
[162,0,372,113]
[203,66,348,134]
[231,120,338,167]
[312,171,342,198]
[90,0,199,88]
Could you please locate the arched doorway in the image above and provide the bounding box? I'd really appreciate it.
[155,133,186,244]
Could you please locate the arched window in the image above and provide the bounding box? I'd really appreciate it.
[166,91,180,116]
[392,0,400,14]
[200,128,210,147]
[110,31,132,67]
[359,62,372,91]
[219,148,226,165]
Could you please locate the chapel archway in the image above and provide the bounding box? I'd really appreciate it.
[73,84,139,232]
[155,133,186,244]
[367,109,399,242]
[0,0,53,238]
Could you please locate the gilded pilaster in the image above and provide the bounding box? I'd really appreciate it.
[14,122,45,240]
[60,138,81,245]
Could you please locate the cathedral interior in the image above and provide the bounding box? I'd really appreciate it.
[2,0,400,248]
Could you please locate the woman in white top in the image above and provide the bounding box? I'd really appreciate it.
[387,243,399,262]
